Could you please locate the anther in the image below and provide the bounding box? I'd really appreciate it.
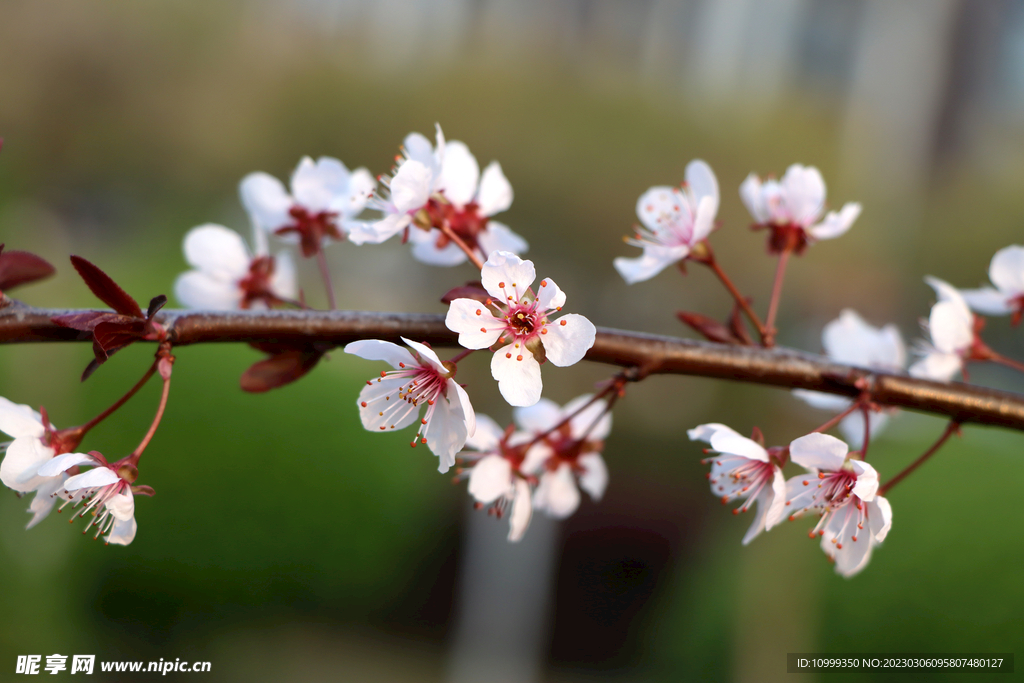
[560,320,567,326]
[516,355,523,361]
[361,402,367,407]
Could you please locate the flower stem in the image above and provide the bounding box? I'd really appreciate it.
[860,403,871,460]
[811,400,862,434]
[448,348,475,364]
[879,421,959,495]
[699,249,767,343]
[764,248,792,347]
[127,375,171,465]
[438,222,484,270]
[316,249,336,310]
[78,360,158,436]
[987,352,1024,375]
[524,373,626,449]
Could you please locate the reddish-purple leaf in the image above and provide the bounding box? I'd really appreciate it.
[0,249,56,292]
[69,255,143,318]
[240,349,325,393]
[52,311,128,332]
[146,294,167,319]
[441,281,490,305]
[728,304,755,346]
[92,319,146,359]
[81,358,103,382]
[677,311,740,344]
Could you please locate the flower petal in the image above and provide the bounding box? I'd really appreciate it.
[635,186,691,239]
[491,344,543,407]
[26,475,67,529]
[467,454,513,503]
[410,229,469,266]
[577,453,608,501]
[868,495,892,542]
[788,432,848,472]
[614,245,689,284]
[687,422,737,444]
[356,377,422,433]
[959,287,1012,315]
[353,213,412,245]
[792,389,853,412]
[0,397,44,439]
[465,414,505,452]
[106,516,137,546]
[739,173,769,223]
[105,490,135,521]
[988,245,1024,295]
[542,314,596,367]
[440,141,480,207]
[564,393,611,441]
[709,429,769,462]
[344,340,417,369]
[781,164,825,226]
[808,203,861,240]
[336,167,375,217]
[63,466,120,491]
[240,172,293,232]
[390,160,433,213]
[839,410,890,451]
[536,277,566,311]
[514,398,562,434]
[0,437,55,492]
[182,224,252,279]
[908,351,962,382]
[480,251,535,302]
[533,464,580,518]
[686,159,719,219]
[928,300,973,353]
[447,380,476,445]
[424,386,470,473]
[270,251,298,301]
[477,162,513,217]
[445,298,505,349]
[507,478,533,542]
[174,271,243,310]
[291,156,350,212]
[477,221,527,259]
[37,452,98,477]
[850,460,879,501]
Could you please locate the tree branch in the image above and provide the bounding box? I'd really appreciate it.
[4,299,1024,431]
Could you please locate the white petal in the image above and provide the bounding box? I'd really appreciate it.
[781,164,825,226]
[26,475,67,529]
[988,245,1024,295]
[565,393,612,441]
[868,495,892,542]
[465,414,505,452]
[403,132,436,169]
[808,203,860,240]
[825,523,874,578]
[105,490,135,521]
[928,300,973,353]
[613,245,690,284]
[0,437,55,492]
[520,442,553,474]
[337,167,375,217]
[291,156,349,212]
[708,430,769,462]
[399,337,446,373]
[960,287,1012,315]
[542,314,596,367]
[687,423,737,444]
[514,398,562,434]
[925,276,971,310]
[763,468,788,531]
[174,271,243,310]
[690,195,717,244]
[685,159,719,219]
[908,352,962,382]
[390,160,433,213]
[850,460,879,501]
[439,141,480,207]
[356,377,422,433]
[477,221,527,257]
[507,478,533,542]
[0,398,45,439]
[344,339,417,369]
[476,162,513,216]
[410,229,469,266]
[106,516,137,546]
[635,186,691,239]
[37,452,99,477]
[356,214,412,245]
[536,277,566,311]
[182,224,252,278]
[467,454,513,503]
[792,389,853,412]
[270,251,297,301]
[491,345,543,407]
[445,298,505,349]
[788,432,848,471]
[64,467,119,491]
[240,172,293,232]
[739,173,769,223]
[448,380,476,445]
[481,251,536,302]
[577,453,608,501]
[533,465,580,519]
[424,386,469,473]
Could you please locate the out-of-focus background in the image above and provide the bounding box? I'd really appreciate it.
[2,1,1024,681]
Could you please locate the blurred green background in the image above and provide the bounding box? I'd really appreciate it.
[2,0,1024,680]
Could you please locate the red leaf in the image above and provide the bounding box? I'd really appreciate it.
[69,255,143,318]
[92,319,146,359]
[240,349,325,393]
[728,304,755,346]
[677,311,740,344]
[0,249,56,291]
[441,281,489,305]
[52,311,127,332]
[146,294,167,319]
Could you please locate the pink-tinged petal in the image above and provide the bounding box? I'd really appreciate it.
[764,467,788,531]
[448,380,476,442]
[477,162,513,217]
[468,454,513,503]
[839,410,891,451]
[564,393,611,441]
[106,516,137,546]
[477,221,527,258]
[344,339,417,369]
[520,442,553,474]
[533,464,580,518]
[577,453,608,501]
[410,229,469,266]
[708,455,756,498]
[26,475,67,529]
[240,172,293,232]
[336,167,375,217]
[465,414,505,452]
[270,251,298,301]
[824,522,873,578]
[481,251,536,302]
[908,352,962,382]
[739,173,769,223]
[960,287,1012,315]
[64,466,120,491]
[440,141,480,207]
[850,460,879,501]
[686,159,719,218]
[37,452,99,477]
[105,490,135,520]
[424,387,469,473]
[783,475,819,514]
[491,345,543,407]
[291,156,350,212]
[928,300,973,353]
[808,203,861,240]
[781,164,825,226]
[445,298,505,349]
[709,430,769,462]
[0,397,45,439]
[614,245,690,284]
[514,398,562,434]
[690,195,717,244]
[356,377,421,433]
[987,245,1024,295]
[868,495,892,542]
[792,389,852,412]
[182,224,252,278]
[635,186,690,238]
[400,337,446,373]
[542,314,596,367]
[174,271,243,311]
[789,432,848,472]
[536,277,566,311]
[390,160,433,213]
[508,478,533,542]
[687,422,738,444]
[0,437,55,492]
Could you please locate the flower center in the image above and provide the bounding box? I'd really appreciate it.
[238,256,280,309]
[754,222,809,255]
[425,198,490,254]
[276,206,343,257]
[56,476,129,543]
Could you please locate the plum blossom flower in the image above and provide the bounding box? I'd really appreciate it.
[909,277,977,382]
[958,245,1024,324]
[344,338,476,473]
[740,164,861,254]
[174,224,296,310]
[241,156,374,257]
[355,126,527,266]
[0,398,82,529]
[514,395,611,519]
[614,160,719,284]
[38,451,140,545]
[688,423,786,544]
[459,414,533,541]
[445,251,596,407]
[783,432,890,577]
[793,310,906,448]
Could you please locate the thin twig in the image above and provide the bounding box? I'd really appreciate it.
[764,249,791,347]
[879,421,959,495]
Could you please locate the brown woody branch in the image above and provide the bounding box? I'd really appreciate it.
[3,299,1024,431]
